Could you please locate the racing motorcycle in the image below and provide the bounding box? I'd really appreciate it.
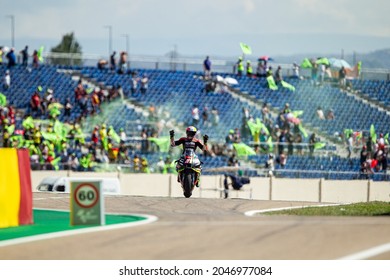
[177,149,202,198]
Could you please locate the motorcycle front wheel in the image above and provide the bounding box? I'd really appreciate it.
[183,172,193,198]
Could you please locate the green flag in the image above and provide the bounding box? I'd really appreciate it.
[344,128,353,138]
[108,127,121,143]
[281,80,295,91]
[298,124,308,138]
[316,57,330,65]
[267,136,274,152]
[148,137,170,153]
[0,93,7,106]
[384,133,389,145]
[233,143,256,156]
[22,116,35,130]
[300,58,312,69]
[247,119,261,136]
[314,142,326,150]
[292,110,304,118]
[239,42,252,55]
[41,131,58,142]
[37,46,44,62]
[266,76,278,90]
[370,124,376,143]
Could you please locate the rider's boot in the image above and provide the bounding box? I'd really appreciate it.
[195,173,200,188]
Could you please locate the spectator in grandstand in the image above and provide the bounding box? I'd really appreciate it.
[0,46,3,65]
[318,63,326,85]
[256,59,267,78]
[64,98,73,121]
[156,156,165,173]
[130,73,138,95]
[339,66,347,89]
[311,62,318,85]
[74,79,85,104]
[274,66,283,85]
[203,56,211,78]
[360,145,368,165]
[228,153,239,167]
[210,106,219,127]
[225,129,234,152]
[191,104,200,126]
[133,154,141,172]
[97,59,108,70]
[291,62,300,79]
[3,70,11,90]
[202,105,209,128]
[347,133,353,159]
[110,51,116,71]
[276,151,287,168]
[316,106,325,120]
[235,57,244,76]
[265,153,275,176]
[326,109,335,120]
[119,128,126,142]
[246,60,253,77]
[20,46,29,67]
[30,88,43,117]
[6,48,16,68]
[118,51,127,74]
[309,133,317,158]
[68,153,79,172]
[140,74,149,94]
[32,50,39,68]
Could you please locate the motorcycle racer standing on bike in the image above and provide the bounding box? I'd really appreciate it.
[170,126,209,187]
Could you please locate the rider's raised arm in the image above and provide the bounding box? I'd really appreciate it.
[201,134,209,152]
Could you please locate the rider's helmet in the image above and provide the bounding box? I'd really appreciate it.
[186,126,197,138]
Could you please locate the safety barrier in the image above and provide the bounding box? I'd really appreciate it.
[31,171,390,203]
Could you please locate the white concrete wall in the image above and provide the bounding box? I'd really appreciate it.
[369,181,390,202]
[271,178,320,202]
[31,171,390,203]
[321,180,368,203]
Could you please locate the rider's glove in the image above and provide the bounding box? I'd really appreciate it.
[203,134,209,144]
[169,130,175,138]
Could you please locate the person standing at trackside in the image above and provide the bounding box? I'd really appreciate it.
[203,56,211,78]
[169,126,209,187]
[236,57,244,76]
[6,48,16,68]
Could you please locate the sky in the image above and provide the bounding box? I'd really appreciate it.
[0,0,389,59]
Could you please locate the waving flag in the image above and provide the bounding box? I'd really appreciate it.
[37,46,44,62]
[240,42,252,55]
[148,137,170,153]
[0,93,7,106]
[314,142,326,150]
[266,76,278,90]
[281,81,295,91]
[233,143,256,156]
[370,124,376,143]
[301,58,312,69]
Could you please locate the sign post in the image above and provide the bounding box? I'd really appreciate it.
[70,181,105,226]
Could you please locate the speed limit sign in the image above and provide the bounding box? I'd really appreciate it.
[70,181,105,226]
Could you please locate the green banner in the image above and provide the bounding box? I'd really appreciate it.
[266,76,278,90]
[0,93,6,106]
[370,124,376,143]
[239,42,252,55]
[281,80,295,91]
[233,143,256,156]
[148,137,170,153]
[300,58,312,69]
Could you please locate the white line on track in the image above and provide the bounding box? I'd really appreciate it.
[338,243,390,260]
[0,208,158,248]
[244,203,343,216]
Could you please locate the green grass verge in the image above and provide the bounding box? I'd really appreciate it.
[264,202,390,216]
[0,209,147,241]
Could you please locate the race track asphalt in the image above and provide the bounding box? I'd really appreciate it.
[1,192,390,260]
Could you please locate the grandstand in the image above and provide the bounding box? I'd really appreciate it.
[0,55,389,181]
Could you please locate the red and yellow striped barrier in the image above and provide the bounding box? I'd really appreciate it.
[0,148,33,229]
